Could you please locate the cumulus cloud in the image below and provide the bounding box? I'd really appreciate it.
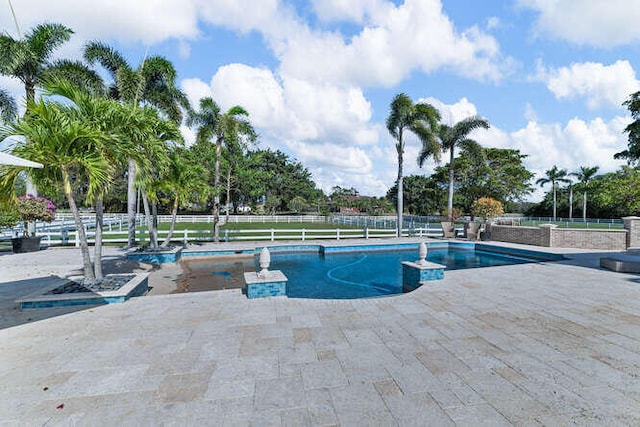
[535,60,639,109]
[475,112,629,200]
[421,97,479,125]
[2,1,200,44]
[519,0,640,47]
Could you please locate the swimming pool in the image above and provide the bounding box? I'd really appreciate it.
[271,245,536,299]
[179,243,558,299]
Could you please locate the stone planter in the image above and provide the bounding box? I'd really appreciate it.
[11,236,42,253]
[440,221,456,238]
[464,222,481,240]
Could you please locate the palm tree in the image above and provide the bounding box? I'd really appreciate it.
[0,88,17,122]
[0,23,102,103]
[425,116,489,220]
[159,147,208,248]
[187,97,255,242]
[386,93,440,236]
[571,166,600,221]
[84,41,188,247]
[0,91,113,285]
[536,165,570,221]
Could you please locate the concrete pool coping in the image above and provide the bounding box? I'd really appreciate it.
[2,239,639,424]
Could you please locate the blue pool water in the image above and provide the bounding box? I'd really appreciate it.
[269,246,537,299]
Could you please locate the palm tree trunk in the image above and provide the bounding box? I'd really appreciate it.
[152,202,159,249]
[62,167,96,285]
[226,168,231,225]
[447,148,455,221]
[552,183,557,221]
[25,79,36,104]
[126,159,137,247]
[396,139,403,237]
[161,195,179,248]
[141,192,158,250]
[94,198,104,282]
[568,186,573,220]
[583,191,587,221]
[213,137,222,242]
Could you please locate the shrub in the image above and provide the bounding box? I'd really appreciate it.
[16,195,57,236]
[471,197,504,220]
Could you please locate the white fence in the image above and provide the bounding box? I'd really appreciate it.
[4,225,443,247]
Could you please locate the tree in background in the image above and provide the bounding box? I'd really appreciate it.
[248,149,323,213]
[288,196,309,213]
[570,166,600,221]
[535,165,569,220]
[430,148,533,213]
[617,91,640,165]
[158,147,207,247]
[386,175,444,215]
[387,93,440,236]
[426,116,489,220]
[187,98,255,242]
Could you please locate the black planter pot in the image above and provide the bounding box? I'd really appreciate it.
[11,236,42,253]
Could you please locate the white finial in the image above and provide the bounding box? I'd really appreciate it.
[259,247,271,277]
[418,241,428,265]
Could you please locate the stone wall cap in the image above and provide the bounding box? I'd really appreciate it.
[402,260,447,270]
[244,270,287,285]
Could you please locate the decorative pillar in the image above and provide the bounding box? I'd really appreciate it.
[245,247,288,299]
[623,216,640,249]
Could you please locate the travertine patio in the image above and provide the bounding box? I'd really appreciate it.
[1,241,639,425]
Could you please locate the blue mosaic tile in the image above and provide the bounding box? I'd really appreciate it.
[247,281,287,299]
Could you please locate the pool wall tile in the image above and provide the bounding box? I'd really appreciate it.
[402,261,445,293]
[244,270,288,299]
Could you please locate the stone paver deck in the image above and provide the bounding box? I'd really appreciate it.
[1,240,640,425]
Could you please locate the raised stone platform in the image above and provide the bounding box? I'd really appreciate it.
[401,260,446,293]
[243,270,288,299]
[16,273,149,309]
[600,257,640,273]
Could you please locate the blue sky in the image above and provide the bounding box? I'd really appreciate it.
[2,0,639,200]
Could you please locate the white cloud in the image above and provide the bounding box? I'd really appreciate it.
[279,0,513,87]
[310,0,391,23]
[2,1,200,45]
[475,113,629,200]
[421,97,479,125]
[519,0,640,47]
[535,60,639,109]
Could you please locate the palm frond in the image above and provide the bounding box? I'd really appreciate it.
[84,41,129,79]
[25,23,73,63]
[0,88,18,122]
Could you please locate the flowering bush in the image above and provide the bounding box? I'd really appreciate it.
[471,197,504,221]
[16,195,56,236]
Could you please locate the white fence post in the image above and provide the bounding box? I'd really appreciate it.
[302,229,306,241]
[271,229,275,241]
[365,227,369,239]
[337,228,340,240]
[183,229,188,245]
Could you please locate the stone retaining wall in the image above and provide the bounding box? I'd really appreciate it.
[623,216,640,249]
[489,224,627,250]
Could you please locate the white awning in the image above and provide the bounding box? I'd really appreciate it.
[0,152,43,168]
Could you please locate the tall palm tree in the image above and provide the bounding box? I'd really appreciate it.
[571,165,600,221]
[0,92,113,285]
[425,116,489,220]
[0,88,17,122]
[386,93,440,236]
[536,165,570,221]
[187,97,255,242]
[84,41,188,247]
[0,23,102,103]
